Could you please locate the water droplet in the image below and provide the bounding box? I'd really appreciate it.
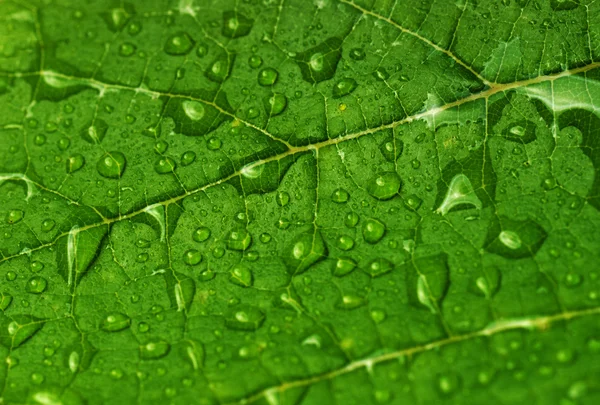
[285,231,327,275]
[331,188,349,203]
[226,228,252,251]
[58,137,70,150]
[164,32,195,55]
[370,309,386,324]
[344,212,359,227]
[140,341,170,360]
[258,68,278,86]
[337,235,355,251]
[154,140,168,154]
[96,152,126,179]
[66,154,85,174]
[0,292,13,311]
[207,137,222,150]
[181,100,205,121]
[154,157,177,174]
[248,55,262,68]
[471,266,501,298]
[485,217,547,259]
[332,78,358,98]
[34,134,46,145]
[362,218,386,244]
[229,265,253,287]
[181,151,196,166]
[30,372,44,385]
[30,261,44,272]
[374,390,392,403]
[411,159,421,169]
[296,37,342,83]
[101,313,131,332]
[437,373,460,395]
[192,227,211,242]
[337,294,366,310]
[365,258,394,277]
[119,42,136,56]
[225,305,265,331]
[435,174,482,215]
[503,120,537,143]
[41,219,55,232]
[563,272,582,288]
[184,250,202,266]
[25,277,47,294]
[205,55,233,83]
[550,0,579,12]
[6,271,17,281]
[373,67,389,81]
[349,47,366,60]
[499,230,522,250]
[80,119,109,144]
[367,172,402,200]
[332,257,356,277]
[7,210,24,224]
[128,21,142,35]
[276,191,290,207]
[222,11,254,38]
[264,93,287,116]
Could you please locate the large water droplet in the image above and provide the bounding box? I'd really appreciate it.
[154,157,177,174]
[365,258,394,277]
[7,210,24,224]
[182,100,205,121]
[367,172,401,200]
[80,119,108,144]
[362,218,386,244]
[192,227,211,242]
[140,341,170,360]
[285,231,327,275]
[435,174,482,215]
[258,68,278,86]
[164,32,195,55]
[296,37,342,83]
[332,257,356,277]
[222,11,254,38]
[332,78,358,98]
[226,228,252,251]
[96,152,126,179]
[264,93,287,116]
[101,313,131,332]
[183,249,203,265]
[225,305,265,331]
[229,265,253,287]
[66,154,85,174]
[25,277,47,294]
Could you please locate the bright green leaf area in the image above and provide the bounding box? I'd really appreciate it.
[1,0,600,404]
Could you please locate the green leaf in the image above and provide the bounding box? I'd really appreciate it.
[1,0,600,403]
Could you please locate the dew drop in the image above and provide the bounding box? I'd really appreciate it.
[367,172,401,200]
[7,210,24,224]
[184,250,202,266]
[154,157,177,174]
[96,152,126,179]
[192,227,211,242]
[164,32,195,55]
[362,218,386,244]
[331,188,350,203]
[229,265,253,287]
[66,154,85,174]
[332,257,356,277]
[258,68,278,86]
[101,313,131,332]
